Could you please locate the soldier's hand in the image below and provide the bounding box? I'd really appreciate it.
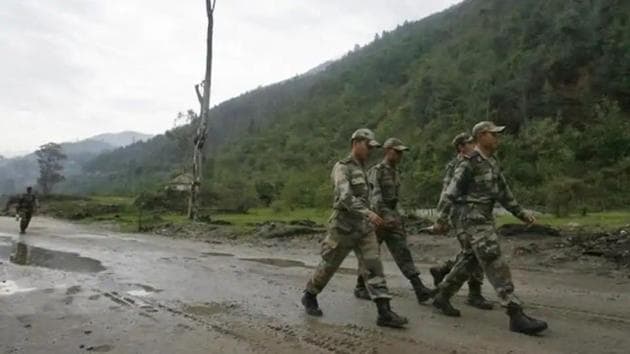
[522,212,536,226]
[432,223,449,235]
[368,211,384,227]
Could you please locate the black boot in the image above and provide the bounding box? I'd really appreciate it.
[375,298,408,328]
[507,302,548,335]
[432,292,461,317]
[410,276,435,303]
[301,291,323,317]
[429,263,451,287]
[466,281,494,310]
[354,276,371,300]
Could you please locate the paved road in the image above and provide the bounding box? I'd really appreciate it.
[1,217,629,353]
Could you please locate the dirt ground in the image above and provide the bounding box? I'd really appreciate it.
[1,216,630,354]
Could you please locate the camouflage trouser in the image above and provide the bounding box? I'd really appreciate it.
[19,211,32,232]
[356,224,419,288]
[438,223,520,306]
[306,227,391,300]
[437,230,485,289]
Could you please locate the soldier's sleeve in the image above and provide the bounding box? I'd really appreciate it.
[439,162,454,201]
[497,172,526,220]
[436,160,470,225]
[368,167,385,214]
[333,164,371,217]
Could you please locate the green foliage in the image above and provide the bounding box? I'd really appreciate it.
[134,189,188,213]
[254,181,281,207]
[208,177,258,213]
[62,0,630,213]
[36,142,67,195]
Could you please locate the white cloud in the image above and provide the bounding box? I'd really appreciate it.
[0,0,461,154]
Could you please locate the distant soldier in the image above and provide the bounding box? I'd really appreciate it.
[432,122,548,335]
[429,133,493,310]
[16,186,39,234]
[354,138,434,303]
[302,128,408,328]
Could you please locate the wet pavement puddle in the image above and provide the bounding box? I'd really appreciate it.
[200,252,234,257]
[0,242,105,273]
[239,257,355,274]
[0,280,37,296]
[240,257,307,268]
[127,289,152,297]
[182,302,241,317]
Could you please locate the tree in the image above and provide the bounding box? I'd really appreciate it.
[35,143,67,195]
[189,0,217,220]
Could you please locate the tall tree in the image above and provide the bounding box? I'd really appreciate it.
[189,0,217,220]
[35,142,67,195]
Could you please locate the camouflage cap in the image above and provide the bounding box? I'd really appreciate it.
[383,138,409,151]
[472,121,506,137]
[451,132,473,148]
[351,128,381,147]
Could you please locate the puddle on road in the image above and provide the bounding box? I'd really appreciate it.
[127,289,152,297]
[240,257,355,274]
[240,257,307,268]
[0,280,37,296]
[0,242,105,273]
[200,252,234,257]
[182,302,240,317]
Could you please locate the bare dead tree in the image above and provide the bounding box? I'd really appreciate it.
[189,0,217,220]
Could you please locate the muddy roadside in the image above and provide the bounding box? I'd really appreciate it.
[92,214,630,280]
[2,216,630,354]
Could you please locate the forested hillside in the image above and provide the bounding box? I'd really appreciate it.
[79,0,630,215]
[0,132,151,195]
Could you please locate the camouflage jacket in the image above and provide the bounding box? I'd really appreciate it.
[437,149,526,225]
[329,154,373,233]
[440,156,465,227]
[441,157,461,196]
[18,193,38,212]
[368,160,401,220]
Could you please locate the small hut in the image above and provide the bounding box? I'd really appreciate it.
[165,173,193,192]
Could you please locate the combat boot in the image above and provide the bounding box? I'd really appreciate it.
[429,265,450,287]
[506,302,548,335]
[301,291,323,317]
[354,287,371,300]
[432,292,461,317]
[375,298,408,328]
[466,281,494,310]
[410,276,435,303]
[354,276,371,300]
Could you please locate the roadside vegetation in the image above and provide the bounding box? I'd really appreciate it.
[35,194,628,235]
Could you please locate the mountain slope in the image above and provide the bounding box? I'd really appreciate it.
[90,131,153,148]
[75,0,630,212]
[0,131,152,195]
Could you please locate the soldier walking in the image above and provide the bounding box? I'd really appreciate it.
[429,133,493,310]
[353,138,434,303]
[16,186,39,234]
[302,129,408,328]
[432,122,548,335]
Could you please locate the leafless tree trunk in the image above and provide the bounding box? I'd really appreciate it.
[188,0,217,220]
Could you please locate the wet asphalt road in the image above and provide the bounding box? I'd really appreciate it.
[1,216,630,354]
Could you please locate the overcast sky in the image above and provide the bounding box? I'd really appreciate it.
[0,0,461,156]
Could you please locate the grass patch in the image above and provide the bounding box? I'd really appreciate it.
[496,210,630,230]
[212,208,329,227]
[44,193,629,235]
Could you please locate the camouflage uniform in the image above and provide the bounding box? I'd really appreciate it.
[17,192,38,233]
[438,156,485,287]
[356,160,418,280]
[306,155,391,300]
[436,148,527,306]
